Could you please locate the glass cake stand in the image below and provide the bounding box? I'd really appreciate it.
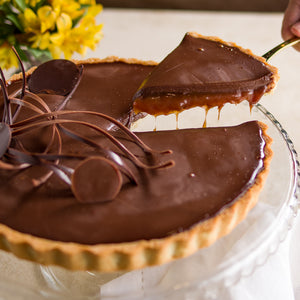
[0,102,299,300]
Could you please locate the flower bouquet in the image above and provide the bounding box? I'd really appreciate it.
[0,0,103,70]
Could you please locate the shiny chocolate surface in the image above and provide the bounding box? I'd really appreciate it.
[0,60,267,245]
[133,33,275,115]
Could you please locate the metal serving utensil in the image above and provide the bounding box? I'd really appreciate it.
[262,36,300,61]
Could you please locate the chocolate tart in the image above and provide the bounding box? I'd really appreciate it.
[0,57,272,272]
[133,32,279,116]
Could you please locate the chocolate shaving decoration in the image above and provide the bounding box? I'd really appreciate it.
[0,122,11,158]
[12,47,26,99]
[28,59,81,96]
[0,70,12,125]
[0,54,174,203]
[72,157,122,203]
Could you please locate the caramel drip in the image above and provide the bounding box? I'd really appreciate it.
[217,105,223,120]
[175,112,179,130]
[203,106,209,128]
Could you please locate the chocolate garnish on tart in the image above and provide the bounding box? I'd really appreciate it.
[0,36,273,271]
[28,59,82,97]
[0,58,173,201]
[133,32,279,116]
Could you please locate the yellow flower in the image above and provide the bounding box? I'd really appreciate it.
[25,0,40,6]
[29,31,51,49]
[37,6,57,33]
[47,2,103,60]
[78,0,96,5]
[56,12,72,32]
[50,0,83,20]
[76,15,103,49]
[48,43,61,59]
[3,0,103,68]
[21,8,40,33]
[85,3,102,18]
[0,43,19,70]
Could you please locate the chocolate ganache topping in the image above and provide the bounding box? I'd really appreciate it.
[133,32,278,115]
[0,55,269,245]
[0,58,173,203]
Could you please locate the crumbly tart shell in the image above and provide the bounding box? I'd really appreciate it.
[0,109,272,272]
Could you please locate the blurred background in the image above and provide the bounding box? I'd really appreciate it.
[97,0,288,12]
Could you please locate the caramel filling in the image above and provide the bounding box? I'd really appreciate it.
[134,88,267,116]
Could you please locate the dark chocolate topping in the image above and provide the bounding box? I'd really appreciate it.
[133,33,275,115]
[6,61,154,128]
[0,119,265,244]
[65,62,154,128]
[0,59,268,245]
[1,61,173,201]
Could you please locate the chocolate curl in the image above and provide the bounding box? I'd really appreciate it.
[34,123,63,186]
[0,58,176,202]
[55,64,84,111]
[8,47,27,121]
[57,124,138,184]
[44,163,72,186]
[10,97,46,115]
[12,110,172,155]
[0,160,29,170]
[8,148,70,186]
[9,91,63,186]
[0,69,12,125]
[24,91,53,113]
[0,122,12,158]
[11,47,26,99]
[11,118,174,170]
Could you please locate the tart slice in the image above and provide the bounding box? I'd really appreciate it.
[133,32,279,116]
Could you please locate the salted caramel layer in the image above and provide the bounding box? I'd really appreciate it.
[133,33,277,115]
[0,119,266,244]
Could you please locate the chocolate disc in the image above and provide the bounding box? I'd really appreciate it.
[0,122,11,158]
[28,59,80,96]
[71,157,122,203]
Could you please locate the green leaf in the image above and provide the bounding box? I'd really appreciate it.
[1,2,14,14]
[0,24,16,40]
[14,0,26,12]
[6,14,23,32]
[27,47,52,60]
